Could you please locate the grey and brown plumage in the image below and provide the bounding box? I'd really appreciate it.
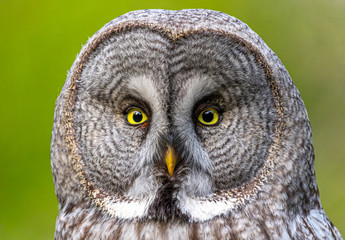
[51,9,342,239]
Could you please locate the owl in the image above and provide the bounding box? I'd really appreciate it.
[51,9,343,239]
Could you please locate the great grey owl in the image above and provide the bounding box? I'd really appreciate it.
[51,9,342,239]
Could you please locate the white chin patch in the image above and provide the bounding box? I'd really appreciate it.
[177,192,238,221]
[102,196,154,219]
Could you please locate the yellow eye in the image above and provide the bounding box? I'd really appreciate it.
[126,108,148,125]
[197,108,220,125]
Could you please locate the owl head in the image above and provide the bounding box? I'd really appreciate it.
[51,9,321,224]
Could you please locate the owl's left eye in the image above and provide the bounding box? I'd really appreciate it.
[126,108,148,125]
[197,108,220,126]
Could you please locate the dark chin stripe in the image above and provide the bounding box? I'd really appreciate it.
[146,176,189,222]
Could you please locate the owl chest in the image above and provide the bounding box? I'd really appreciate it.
[56,208,288,240]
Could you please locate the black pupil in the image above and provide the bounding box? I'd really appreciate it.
[133,111,143,123]
[202,110,214,123]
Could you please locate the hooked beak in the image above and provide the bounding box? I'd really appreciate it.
[165,145,177,176]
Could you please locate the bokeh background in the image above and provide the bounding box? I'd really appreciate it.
[1,0,344,238]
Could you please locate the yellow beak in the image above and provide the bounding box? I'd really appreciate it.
[165,145,177,176]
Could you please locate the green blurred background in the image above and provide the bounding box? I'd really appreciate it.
[0,0,344,238]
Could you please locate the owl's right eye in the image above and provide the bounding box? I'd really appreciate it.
[126,108,148,126]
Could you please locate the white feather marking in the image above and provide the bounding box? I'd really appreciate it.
[102,196,154,219]
[176,74,218,118]
[177,192,237,221]
[127,75,162,112]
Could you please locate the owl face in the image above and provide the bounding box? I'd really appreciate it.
[69,25,278,221]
